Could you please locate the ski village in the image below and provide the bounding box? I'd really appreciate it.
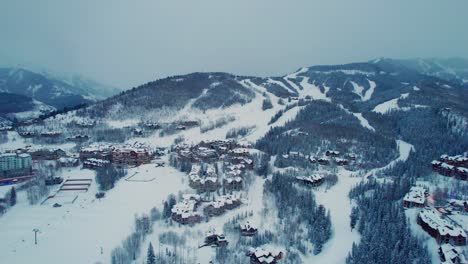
[0,59,468,264]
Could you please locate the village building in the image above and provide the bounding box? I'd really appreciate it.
[316,157,330,166]
[112,147,151,166]
[40,131,62,138]
[402,186,427,208]
[79,146,113,161]
[224,176,243,191]
[438,243,466,264]
[334,158,349,166]
[203,230,228,247]
[83,158,110,169]
[240,222,258,236]
[58,157,79,167]
[440,154,468,167]
[67,135,89,142]
[296,175,325,187]
[171,195,202,225]
[417,209,467,246]
[246,247,283,264]
[0,153,32,177]
[203,195,241,217]
[325,150,340,157]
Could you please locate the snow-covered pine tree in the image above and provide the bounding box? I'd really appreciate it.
[147,242,156,264]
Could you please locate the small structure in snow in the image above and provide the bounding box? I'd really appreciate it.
[240,222,258,236]
[295,175,325,187]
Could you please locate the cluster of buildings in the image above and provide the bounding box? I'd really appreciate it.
[281,149,355,167]
[171,194,202,225]
[246,247,283,264]
[18,131,62,138]
[175,140,251,163]
[79,144,152,169]
[170,194,243,225]
[202,229,228,247]
[177,140,254,193]
[402,186,428,208]
[188,165,220,193]
[0,152,32,178]
[295,175,325,187]
[417,208,466,246]
[432,154,468,181]
[203,195,242,217]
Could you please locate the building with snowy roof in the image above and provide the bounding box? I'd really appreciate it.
[417,209,467,246]
[402,186,427,208]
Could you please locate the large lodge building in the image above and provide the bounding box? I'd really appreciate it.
[417,209,467,246]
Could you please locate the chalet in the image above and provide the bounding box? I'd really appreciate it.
[325,150,340,157]
[240,222,258,236]
[440,154,468,167]
[402,186,427,208]
[231,157,254,170]
[347,153,357,160]
[246,247,283,264]
[417,209,467,246]
[309,157,317,164]
[334,158,349,166]
[432,160,442,171]
[144,122,161,130]
[58,157,79,167]
[224,177,243,191]
[171,195,202,225]
[296,175,325,187]
[204,195,241,217]
[204,231,228,247]
[439,163,456,177]
[438,244,465,264]
[83,158,110,169]
[176,125,186,130]
[317,157,330,166]
[112,147,151,166]
[230,148,251,157]
[79,146,112,161]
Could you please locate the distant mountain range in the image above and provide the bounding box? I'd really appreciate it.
[0,67,120,121]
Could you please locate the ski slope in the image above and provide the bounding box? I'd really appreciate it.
[303,169,361,264]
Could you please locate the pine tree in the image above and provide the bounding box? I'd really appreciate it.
[147,242,156,264]
[9,187,16,206]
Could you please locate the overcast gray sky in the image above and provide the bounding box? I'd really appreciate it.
[1,0,467,88]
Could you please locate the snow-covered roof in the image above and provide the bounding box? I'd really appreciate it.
[419,209,466,238]
[296,175,325,184]
[403,186,426,205]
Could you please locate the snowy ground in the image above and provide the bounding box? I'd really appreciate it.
[303,169,362,264]
[0,163,187,264]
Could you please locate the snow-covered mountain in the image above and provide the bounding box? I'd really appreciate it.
[0,67,120,119]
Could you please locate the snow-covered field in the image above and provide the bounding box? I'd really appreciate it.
[0,163,187,264]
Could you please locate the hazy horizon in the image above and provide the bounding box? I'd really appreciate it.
[1,0,468,89]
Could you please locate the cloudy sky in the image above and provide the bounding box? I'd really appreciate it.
[1,0,467,89]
